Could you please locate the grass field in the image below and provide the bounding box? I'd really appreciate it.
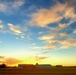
[0,67,76,75]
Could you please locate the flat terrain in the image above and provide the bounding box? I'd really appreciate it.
[0,67,76,75]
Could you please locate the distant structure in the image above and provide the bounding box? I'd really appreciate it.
[56,65,63,67]
[35,63,51,68]
[18,64,36,68]
[18,63,51,69]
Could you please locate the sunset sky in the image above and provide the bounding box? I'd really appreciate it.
[0,0,76,66]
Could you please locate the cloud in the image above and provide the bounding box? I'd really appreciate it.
[0,56,5,59]
[45,38,76,49]
[0,20,3,28]
[32,43,36,45]
[20,35,25,39]
[7,23,27,39]
[29,2,76,27]
[30,45,45,50]
[59,33,68,37]
[35,56,48,61]
[39,35,55,41]
[29,7,62,27]
[38,32,43,34]
[28,44,50,51]
[59,39,76,48]
[50,19,76,34]
[0,61,3,63]
[12,0,25,8]
[42,50,51,54]
[0,29,10,34]
[4,58,22,65]
[0,20,27,39]
[45,40,56,49]
[0,56,5,63]
[0,2,8,13]
[0,20,3,23]
[8,23,22,35]
[0,25,3,28]
[0,0,25,14]
[38,18,76,49]
[66,0,76,8]
[73,29,76,33]
[0,56,22,65]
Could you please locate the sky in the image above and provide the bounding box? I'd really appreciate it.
[0,0,76,66]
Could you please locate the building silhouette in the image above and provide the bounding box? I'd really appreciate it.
[18,63,51,69]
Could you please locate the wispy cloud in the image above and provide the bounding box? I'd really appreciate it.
[59,33,68,37]
[29,2,76,27]
[33,1,76,50]
[39,35,55,41]
[73,29,76,33]
[7,23,27,39]
[0,55,23,65]
[0,20,3,23]
[12,0,25,8]
[38,32,43,34]
[0,20,27,39]
[8,23,22,34]
[0,56,5,59]
[45,38,76,49]
[59,39,76,48]
[0,0,25,14]
[0,25,3,28]
[45,40,56,49]
[0,2,8,13]
[35,56,48,61]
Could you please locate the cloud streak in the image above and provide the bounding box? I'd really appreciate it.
[39,35,55,41]
[7,23,27,39]
[0,20,27,39]
[0,56,5,59]
[45,38,76,49]
[35,56,48,61]
[4,58,22,65]
[0,56,22,65]
[8,23,22,34]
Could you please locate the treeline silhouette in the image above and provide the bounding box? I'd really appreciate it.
[0,63,7,68]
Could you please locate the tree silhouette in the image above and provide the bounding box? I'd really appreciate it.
[0,63,7,68]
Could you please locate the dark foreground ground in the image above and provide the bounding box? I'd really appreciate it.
[0,67,76,75]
